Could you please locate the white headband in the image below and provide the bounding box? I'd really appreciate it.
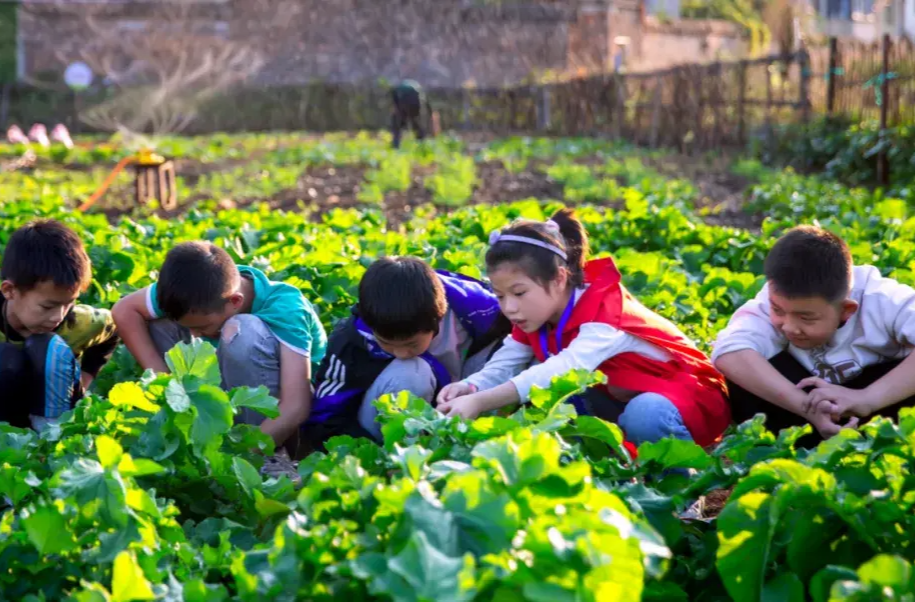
[488,220,568,261]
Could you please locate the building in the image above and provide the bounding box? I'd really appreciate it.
[814,0,910,41]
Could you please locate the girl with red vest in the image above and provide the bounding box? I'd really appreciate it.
[437,208,731,447]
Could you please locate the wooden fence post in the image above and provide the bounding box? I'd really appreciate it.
[649,73,663,148]
[737,61,747,145]
[536,85,551,131]
[826,37,838,115]
[799,48,811,124]
[877,33,891,187]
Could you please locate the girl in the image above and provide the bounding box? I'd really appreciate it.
[437,208,731,447]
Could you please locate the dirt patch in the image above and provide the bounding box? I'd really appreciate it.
[702,487,732,518]
[644,154,763,230]
[473,160,564,205]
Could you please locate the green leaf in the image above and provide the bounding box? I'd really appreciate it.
[108,382,160,413]
[857,554,913,590]
[54,458,130,528]
[637,438,712,470]
[23,504,76,555]
[388,531,477,602]
[393,444,433,481]
[165,380,192,413]
[717,492,777,602]
[253,489,291,519]
[0,465,34,505]
[232,457,262,498]
[190,385,234,448]
[166,340,221,386]
[230,386,280,419]
[111,551,156,602]
[810,566,859,602]
[762,572,804,602]
[528,369,604,410]
[96,435,124,470]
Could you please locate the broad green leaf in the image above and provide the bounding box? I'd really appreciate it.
[0,465,33,505]
[253,489,291,518]
[108,383,160,413]
[166,340,221,386]
[117,456,166,478]
[388,531,477,602]
[230,386,280,419]
[637,438,712,470]
[96,435,124,470]
[54,458,130,528]
[761,572,804,602]
[189,385,234,448]
[392,444,433,481]
[717,492,777,602]
[23,504,76,555]
[810,566,859,602]
[165,380,192,413]
[232,457,262,497]
[111,551,155,602]
[857,554,913,590]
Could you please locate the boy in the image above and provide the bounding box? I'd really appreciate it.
[714,226,915,440]
[391,79,434,149]
[0,220,118,430]
[111,242,327,448]
[306,256,511,446]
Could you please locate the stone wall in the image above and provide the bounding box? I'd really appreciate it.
[18,0,642,88]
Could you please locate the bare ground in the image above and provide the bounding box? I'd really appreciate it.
[23,136,760,229]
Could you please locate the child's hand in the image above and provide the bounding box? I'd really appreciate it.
[798,378,873,418]
[437,394,484,421]
[436,382,475,405]
[808,408,859,439]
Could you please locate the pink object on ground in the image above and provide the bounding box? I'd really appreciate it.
[28,124,51,148]
[51,124,74,149]
[6,125,30,145]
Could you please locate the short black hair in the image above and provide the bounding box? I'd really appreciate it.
[764,226,852,303]
[157,242,240,319]
[1,219,91,293]
[358,257,446,340]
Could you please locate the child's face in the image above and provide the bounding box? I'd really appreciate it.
[1,280,79,336]
[177,305,235,340]
[489,263,568,334]
[374,331,435,360]
[768,285,858,349]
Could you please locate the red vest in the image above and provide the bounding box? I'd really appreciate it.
[512,257,730,448]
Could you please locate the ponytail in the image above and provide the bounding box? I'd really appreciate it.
[549,207,589,287]
[484,206,590,288]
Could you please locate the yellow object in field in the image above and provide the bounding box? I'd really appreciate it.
[135,148,166,166]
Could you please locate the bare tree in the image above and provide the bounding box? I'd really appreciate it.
[23,0,298,135]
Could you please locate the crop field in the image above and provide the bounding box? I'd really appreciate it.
[1,132,914,601]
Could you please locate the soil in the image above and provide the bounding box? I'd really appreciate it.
[32,133,761,230]
[643,154,762,230]
[702,487,733,519]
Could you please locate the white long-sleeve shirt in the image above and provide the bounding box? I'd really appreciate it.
[463,288,670,400]
[712,265,915,384]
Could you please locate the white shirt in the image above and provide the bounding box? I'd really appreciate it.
[712,265,915,384]
[463,288,670,400]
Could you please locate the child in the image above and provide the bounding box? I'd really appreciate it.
[714,226,915,440]
[306,256,511,445]
[391,79,433,149]
[111,242,327,448]
[0,220,118,430]
[437,208,731,448]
